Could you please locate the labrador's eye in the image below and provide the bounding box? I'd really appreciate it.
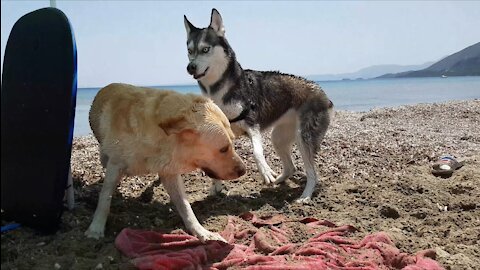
[219,145,229,153]
[202,47,210,53]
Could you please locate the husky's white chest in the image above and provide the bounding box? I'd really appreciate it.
[205,85,244,120]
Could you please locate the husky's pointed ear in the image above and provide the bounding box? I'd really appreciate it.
[184,15,195,36]
[209,9,225,36]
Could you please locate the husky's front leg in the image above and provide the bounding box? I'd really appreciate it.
[162,175,226,243]
[246,126,277,184]
[85,160,124,239]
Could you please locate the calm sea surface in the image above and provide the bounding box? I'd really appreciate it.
[74,76,480,136]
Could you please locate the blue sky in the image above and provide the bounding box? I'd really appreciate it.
[1,1,479,88]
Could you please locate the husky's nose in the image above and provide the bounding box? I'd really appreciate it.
[187,63,197,75]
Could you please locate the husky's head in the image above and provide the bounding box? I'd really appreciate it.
[184,9,233,87]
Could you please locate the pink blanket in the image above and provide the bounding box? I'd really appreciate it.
[115,212,444,270]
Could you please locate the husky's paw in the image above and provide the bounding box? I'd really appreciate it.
[208,180,225,196]
[85,228,104,240]
[260,168,277,185]
[84,224,105,239]
[273,168,295,185]
[195,229,227,243]
[295,196,313,204]
[273,175,287,185]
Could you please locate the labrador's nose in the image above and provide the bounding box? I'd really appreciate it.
[235,164,246,177]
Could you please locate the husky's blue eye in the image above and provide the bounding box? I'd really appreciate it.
[202,47,210,53]
[188,49,193,55]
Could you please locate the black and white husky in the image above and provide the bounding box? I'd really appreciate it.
[184,9,333,203]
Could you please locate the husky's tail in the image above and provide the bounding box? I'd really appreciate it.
[327,99,335,124]
[297,96,332,156]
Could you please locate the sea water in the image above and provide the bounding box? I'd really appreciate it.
[74,76,480,136]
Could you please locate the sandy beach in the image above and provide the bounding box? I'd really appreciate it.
[1,99,479,270]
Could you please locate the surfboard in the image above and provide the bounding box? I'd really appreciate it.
[1,7,77,233]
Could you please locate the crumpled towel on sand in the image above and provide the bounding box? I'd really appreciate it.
[115,212,444,270]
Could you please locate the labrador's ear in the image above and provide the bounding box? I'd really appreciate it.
[159,116,188,135]
[159,116,198,142]
[177,128,198,143]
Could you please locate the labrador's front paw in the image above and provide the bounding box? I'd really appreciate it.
[194,228,226,243]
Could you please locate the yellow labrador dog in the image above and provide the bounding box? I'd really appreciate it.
[85,83,246,242]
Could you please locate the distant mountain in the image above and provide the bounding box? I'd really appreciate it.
[307,62,434,81]
[378,42,480,78]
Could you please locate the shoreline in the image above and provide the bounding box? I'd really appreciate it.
[73,98,480,138]
[2,99,479,269]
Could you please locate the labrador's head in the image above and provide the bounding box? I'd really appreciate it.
[162,99,245,180]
